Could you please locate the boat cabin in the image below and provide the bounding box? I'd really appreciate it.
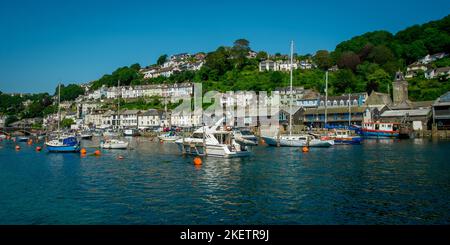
[362,122,399,132]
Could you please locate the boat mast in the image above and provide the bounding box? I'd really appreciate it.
[117,80,120,131]
[57,83,61,134]
[324,71,328,128]
[289,40,294,136]
[348,93,351,126]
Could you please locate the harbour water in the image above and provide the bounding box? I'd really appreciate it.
[0,138,449,224]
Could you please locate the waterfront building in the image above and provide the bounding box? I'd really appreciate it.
[274,87,319,105]
[432,91,450,130]
[138,109,161,130]
[9,117,42,128]
[379,108,431,130]
[119,110,141,129]
[393,72,409,105]
[84,110,106,128]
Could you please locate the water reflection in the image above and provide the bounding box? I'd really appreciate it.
[0,137,449,224]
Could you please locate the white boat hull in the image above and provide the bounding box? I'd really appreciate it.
[262,136,334,147]
[100,141,129,149]
[175,139,250,158]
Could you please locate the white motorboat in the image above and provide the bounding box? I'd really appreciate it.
[233,129,258,146]
[103,130,120,137]
[175,119,251,158]
[262,134,334,147]
[100,139,129,149]
[158,131,180,142]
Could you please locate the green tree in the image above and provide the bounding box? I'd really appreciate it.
[157,54,168,66]
[314,50,333,70]
[332,69,358,94]
[55,84,84,101]
[368,45,394,65]
[61,118,75,128]
[366,69,391,93]
[337,51,361,71]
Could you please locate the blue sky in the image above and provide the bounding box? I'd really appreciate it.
[0,0,449,93]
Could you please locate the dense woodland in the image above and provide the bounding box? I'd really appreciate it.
[1,15,449,125]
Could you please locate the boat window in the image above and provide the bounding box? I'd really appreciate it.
[375,124,379,130]
[240,130,252,135]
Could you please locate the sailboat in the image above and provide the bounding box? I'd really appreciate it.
[261,41,334,148]
[45,83,81,152]
[100,80,129,149]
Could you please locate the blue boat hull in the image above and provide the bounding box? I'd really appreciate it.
[334,137,363,145]
[46,144,81,152]
[361,131,399,138]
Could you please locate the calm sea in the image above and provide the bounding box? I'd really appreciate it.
[0,137,449,224]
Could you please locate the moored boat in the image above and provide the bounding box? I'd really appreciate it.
[158,131,180,142]
[45,136,81,152]
[175,120,251,158]
[262,134,334,147]
[359,122,399,138]
[100,139,129,149]
[233,129,258,146]
[323,129,363,145]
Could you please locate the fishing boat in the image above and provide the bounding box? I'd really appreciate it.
[99,80,129,150]
[323,129,363,145]
[46,136,81,152]
[45,83,81,152]
[233,129,258,146]
[175,118,251,158]
[158,131,180,142]
[359,122,399,138]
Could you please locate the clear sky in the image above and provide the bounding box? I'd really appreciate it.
[0,0,449,93]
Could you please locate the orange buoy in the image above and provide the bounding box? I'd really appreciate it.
[80,148,87,154]
[94,150,101,156]
[117,155,124,160]
[15,145,20,150]
[35,146,42,152]
[302,146,309,153]
[27,140,33,145]
[193,157,202,165]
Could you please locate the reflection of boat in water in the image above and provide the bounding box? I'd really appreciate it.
[16,136,29,142]
[323,129,363,145]
[158,131,180,142]
[100,139,129,149]
[46,136,81,152]
[233,129,258,146]
[262,134,334,147]
[358,122,399,138]
[124,129,140,137]
[175,119,251,158]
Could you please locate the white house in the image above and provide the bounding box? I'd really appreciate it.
[119,109,141,128]
[419,53,447,64]
[138,109,161,129]
[84,110,105,128]
[425,67,450,79]
[406,63,430,78]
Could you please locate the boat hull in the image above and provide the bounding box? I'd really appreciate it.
[46,144,81,152]
[334,137,363,145]
[361,130,399,138]
[175,141,250,158]
[100,142,129,149]
[262,136,333,147]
